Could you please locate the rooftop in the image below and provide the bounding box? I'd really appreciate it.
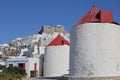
[75,5,119,26]
[47,34,70,46]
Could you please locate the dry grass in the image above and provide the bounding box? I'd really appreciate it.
[0,77,9,80]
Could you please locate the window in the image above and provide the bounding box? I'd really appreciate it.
[9,64,13,67]
[62,40,64,45]
[18,63,25,69]
[30,70,38,78]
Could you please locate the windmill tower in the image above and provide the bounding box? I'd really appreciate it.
[69,5,120,80]
[44,34,70,77]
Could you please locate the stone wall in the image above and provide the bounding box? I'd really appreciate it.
[38,25,66,34]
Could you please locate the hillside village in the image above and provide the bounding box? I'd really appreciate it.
[0,25,70,78]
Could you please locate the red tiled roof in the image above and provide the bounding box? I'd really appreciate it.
[75,5,119,26]
[47,34,70,46]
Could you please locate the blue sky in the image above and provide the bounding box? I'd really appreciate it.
[0,0,120,44]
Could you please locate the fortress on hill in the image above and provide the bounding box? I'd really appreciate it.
[38,25,66,34]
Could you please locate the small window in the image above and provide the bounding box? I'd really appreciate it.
[62,40,64,45]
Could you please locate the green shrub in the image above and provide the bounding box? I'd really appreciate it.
[0,65,5,70]
[1,66,27,80]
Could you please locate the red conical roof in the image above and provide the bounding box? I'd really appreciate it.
[75,5,100,25]
[75,5,119,26]
[47,34,70,46]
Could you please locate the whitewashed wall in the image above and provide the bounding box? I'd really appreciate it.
[44,45,70,77]
[27,58,40,77]
[32,45,45,55]
[6,58,28,67]
[70,23,120,77]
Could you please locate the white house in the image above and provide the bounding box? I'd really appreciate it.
[6,57,40,78]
